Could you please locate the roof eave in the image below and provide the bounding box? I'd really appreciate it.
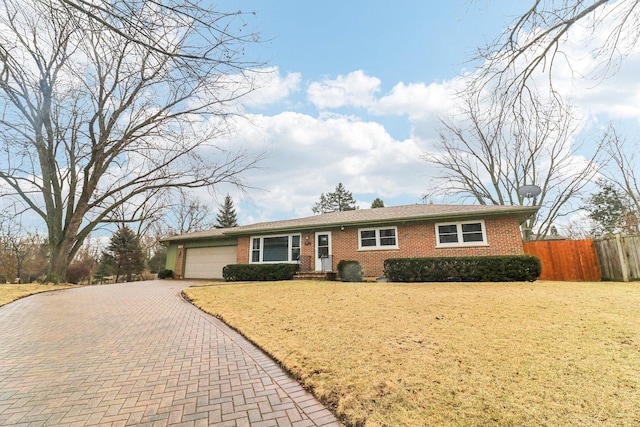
[160,233,232,243]
[222,206,540,236]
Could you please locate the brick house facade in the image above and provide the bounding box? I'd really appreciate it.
[234,217,525,277]
[164,204,537,279]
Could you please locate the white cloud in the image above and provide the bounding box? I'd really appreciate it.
[222,6,640,227]
[372,79,461,120]
[204,67,301,112]
[222,111,430,223]
[307,70,381,109]
[492,2,640,125]
[561,49,640,123]
[242,67,302,108]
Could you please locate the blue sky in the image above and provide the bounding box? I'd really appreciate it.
[247,1,515,85]
[218,1,598,225]
[212,0,640,226]
[238,0,527,134]
[5,1,637,235]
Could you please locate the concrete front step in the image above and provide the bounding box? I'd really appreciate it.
[294,271,338,281]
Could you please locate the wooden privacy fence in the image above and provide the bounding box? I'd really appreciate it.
[523,239,601,281]
[593,234,640,281]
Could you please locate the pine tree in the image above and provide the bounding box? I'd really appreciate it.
[215,194,239,228]
[312,183,358,214]
[101,226,146,282]
[371,198,385,208]
[94,254,114,284]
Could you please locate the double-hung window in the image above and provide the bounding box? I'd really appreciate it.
[435,221,487,247]
[250,234,301,263]
[358,227,398,250]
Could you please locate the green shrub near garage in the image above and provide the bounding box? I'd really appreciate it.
[157,269,174,279]
[383,255,541,282]
[222,263,300,281]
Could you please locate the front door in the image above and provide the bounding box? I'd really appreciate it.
[315,231,332,271]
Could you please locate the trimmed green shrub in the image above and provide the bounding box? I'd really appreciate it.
[337,260,363,282]
[222,263,300,281]
[157,269,174,279]
[383,255,541,282]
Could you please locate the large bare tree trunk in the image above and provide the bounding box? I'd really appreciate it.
[48,245,72,284]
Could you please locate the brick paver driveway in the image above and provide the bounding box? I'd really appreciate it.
[0,281,342,426]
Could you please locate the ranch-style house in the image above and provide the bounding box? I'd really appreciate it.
[162,203,538,279]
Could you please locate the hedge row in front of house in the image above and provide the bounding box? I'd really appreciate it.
[383,255,541,282]
[222,263,300,281]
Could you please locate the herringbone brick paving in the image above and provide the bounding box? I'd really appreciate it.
[0,281,342,426]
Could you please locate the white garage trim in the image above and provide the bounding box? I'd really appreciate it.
[183,246,237,279]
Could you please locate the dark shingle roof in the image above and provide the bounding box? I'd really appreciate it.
[161,204,538,242]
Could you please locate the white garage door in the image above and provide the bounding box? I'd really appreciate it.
[184,246,237,279]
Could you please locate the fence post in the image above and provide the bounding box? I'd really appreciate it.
[615,234,630,282]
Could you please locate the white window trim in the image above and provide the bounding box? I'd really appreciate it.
[250,234,301,263]
[435,220,488,248]
[357,226,399,250]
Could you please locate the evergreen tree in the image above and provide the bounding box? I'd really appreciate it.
[93,255,114,284]
[584,180,639,237]
[312,183,358,214]
[215,194,239,228]
[101,226,146,282]
[147,246,167,274]
[371,198,385,208]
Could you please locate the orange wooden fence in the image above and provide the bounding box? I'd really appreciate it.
[523,239,601,281]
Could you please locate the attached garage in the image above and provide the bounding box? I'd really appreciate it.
[183,246,237,279]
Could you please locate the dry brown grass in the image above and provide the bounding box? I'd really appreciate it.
[0,283,75,307]
[185,281,640,426]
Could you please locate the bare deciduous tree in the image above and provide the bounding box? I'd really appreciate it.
[46,0,258,62]
[424,90,604,240]
[0,215,47,283]
[476,0,640,104]
[600,126,640,214]
[165,192,218,235]
[0,0,264,281]
[107,189,168,237]
[116,190,218,271]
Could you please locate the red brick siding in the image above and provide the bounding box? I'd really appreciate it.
[175,246,184,279]
[237,237,250,264]
[300,235,315,265]
[235,217,524,277]
[333,218,524,277]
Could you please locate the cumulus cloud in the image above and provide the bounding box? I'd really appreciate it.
[307,70,381,109]
[304,70,462,126]
[371,79,461,120]
[560,50,640,122]
[242,67,302,108]
[484,2,640,125]
[200,67,301,113]
[222,111,430,223]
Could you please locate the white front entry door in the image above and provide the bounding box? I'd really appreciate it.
[315,231,332,271]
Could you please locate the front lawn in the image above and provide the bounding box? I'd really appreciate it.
[0,283,75,307]
[184,281,640,426]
